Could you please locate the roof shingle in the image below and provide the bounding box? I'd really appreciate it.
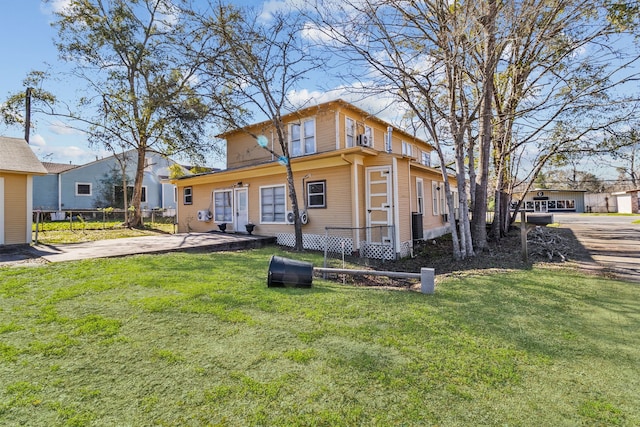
[0,136,48,175]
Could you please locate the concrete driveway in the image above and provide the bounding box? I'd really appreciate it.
[0,232,275,266]
[554,213,640,283]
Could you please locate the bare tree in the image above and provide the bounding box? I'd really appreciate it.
[192,2,325,251]
[308,0,490,259]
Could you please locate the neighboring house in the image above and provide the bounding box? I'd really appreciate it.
[172,99,456,260]
[514,189,586,213]
[0,136,47,245]
[612,189,640,214]
[584,192,617,213]
[33,150,187,214]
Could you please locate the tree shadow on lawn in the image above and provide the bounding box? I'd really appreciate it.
[353,226,597,284]
[434,267,640,366]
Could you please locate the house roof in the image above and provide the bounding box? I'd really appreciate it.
[612,189,640,195]
[42,162,78,174]
[216,99,433,148]
[0,136,48,175]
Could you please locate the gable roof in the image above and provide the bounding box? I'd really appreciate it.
[217,99,432,148]
[42,162,78,174]
[0,136,48,175]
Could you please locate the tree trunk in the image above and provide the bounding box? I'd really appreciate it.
[285,164,304,251]
[129,146,146,228]
[472,0,497,251]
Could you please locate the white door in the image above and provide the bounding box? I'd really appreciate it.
[234,187,249,232]
[365,166,392,244]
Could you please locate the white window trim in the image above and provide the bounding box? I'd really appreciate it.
[214,189,233,223]
[75,182,92,196]
[345,117,355,148]
[307,180,326,209]
[432,182,439,215]
[259,184,287,224]
[183,187,193,205]
[421,151,430,167]
[416,178,424,214]
[402,141,414,157]
[290,119,316,157]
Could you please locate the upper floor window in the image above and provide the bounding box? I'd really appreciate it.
[402,141,414,157]
[346,117,355,148]
[291,119,316,157]
[421,151,431,167]
[76,183,92,196]
[183,187,193,205]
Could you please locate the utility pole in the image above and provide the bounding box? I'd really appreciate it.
[24,87,32,143]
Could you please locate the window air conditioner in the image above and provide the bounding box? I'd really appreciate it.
[356,134,370,147]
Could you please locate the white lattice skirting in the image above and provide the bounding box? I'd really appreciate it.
[276,233,412,260]
[276,233,354,254]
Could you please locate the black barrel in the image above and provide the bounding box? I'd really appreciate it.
[267,255,313,288]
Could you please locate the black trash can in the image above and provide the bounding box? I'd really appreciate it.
[267,255,313,288]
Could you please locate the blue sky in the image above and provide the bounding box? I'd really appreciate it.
[0,1,635,181]
[0,1,98,164]
[0,0,314,167]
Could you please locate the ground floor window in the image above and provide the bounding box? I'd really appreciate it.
[183,187,192,205]
[76,183,92,196]
[525,199,576,211]
[307,180,326,208]
[416,178,424,214]
[260,185,286,223]
[214,190,232,222]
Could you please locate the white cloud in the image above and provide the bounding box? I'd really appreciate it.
[29,134,47,147]
[287,84,410,126]
[48,121,82,136]
[30,143,108,165]
[259,0,313,21]
[40,0,71,15]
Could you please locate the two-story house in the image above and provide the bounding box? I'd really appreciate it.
[33,150,187,215]
[172,99,456,259]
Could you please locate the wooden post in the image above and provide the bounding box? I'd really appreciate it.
[24,88,32,143]
[34,210,40,244]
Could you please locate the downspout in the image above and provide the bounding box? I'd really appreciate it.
[408,161,413,257]
[58,173,62,212]
[392,157,401,259]
[341,153,361,251]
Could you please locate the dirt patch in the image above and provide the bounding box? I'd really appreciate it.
[333,225,593,289]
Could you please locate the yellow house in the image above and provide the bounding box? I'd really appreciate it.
[173,100,456,259]
[0,136,47,246]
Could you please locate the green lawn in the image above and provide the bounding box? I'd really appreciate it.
[1,248,638,426]
[32,219,175,244]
